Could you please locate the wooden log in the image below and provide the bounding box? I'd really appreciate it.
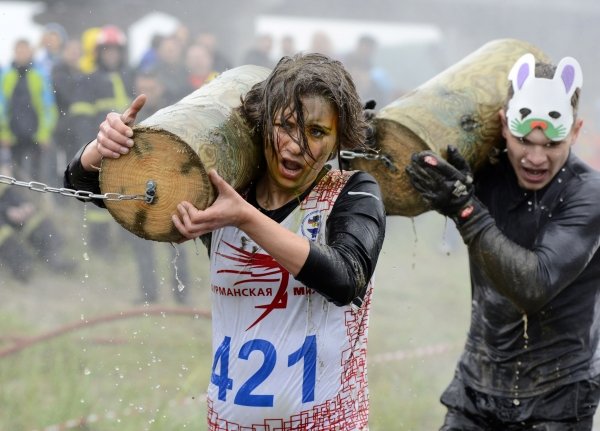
[349,38,550,216]
[99,65,271,242]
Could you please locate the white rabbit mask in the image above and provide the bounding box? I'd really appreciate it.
[506,53,582,142]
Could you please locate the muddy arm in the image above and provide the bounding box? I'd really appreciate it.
[458,185,600,313]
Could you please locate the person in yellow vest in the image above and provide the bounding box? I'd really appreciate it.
[0,39,57,183]
[69,25,134,257]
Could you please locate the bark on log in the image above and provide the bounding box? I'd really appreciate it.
[349,38,550,216]
[99,65,271,242]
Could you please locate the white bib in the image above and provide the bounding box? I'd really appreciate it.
[207,170,373,430]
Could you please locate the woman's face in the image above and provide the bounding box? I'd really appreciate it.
[264,96,338,194]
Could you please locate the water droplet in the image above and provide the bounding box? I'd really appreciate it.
[513,398,520,406]
[558,178,563,183]
[84,368,91,376]
[83,252,89,261]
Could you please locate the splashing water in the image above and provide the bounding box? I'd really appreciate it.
[193,237,201,255]
[410,217,418,270]
[170,242,185,292]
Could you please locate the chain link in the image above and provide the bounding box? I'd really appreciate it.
[0,174,146,202]
[340,150,398,172]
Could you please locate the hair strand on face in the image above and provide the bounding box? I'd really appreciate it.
[240,53,368,163]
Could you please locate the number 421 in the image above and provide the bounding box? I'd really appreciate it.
[210,335,317,407]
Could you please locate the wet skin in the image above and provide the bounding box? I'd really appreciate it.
[257,96,338,209]
[500,110,582,191]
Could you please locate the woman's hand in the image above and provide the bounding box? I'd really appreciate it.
[80,94,147,171]
[172,169,251,239]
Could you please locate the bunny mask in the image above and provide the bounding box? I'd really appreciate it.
[506,53,582,142]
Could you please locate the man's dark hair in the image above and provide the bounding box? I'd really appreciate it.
[241,52,367,162]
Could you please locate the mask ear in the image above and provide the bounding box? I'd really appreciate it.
[555,56,583,98]
[508,53,536,93]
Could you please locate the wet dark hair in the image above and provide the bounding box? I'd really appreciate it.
[505,61,580,118]
[240,52,367,162]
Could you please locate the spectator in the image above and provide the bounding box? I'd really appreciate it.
[69,25,134,259]
[309,31,335,58]
[78,27,101,75]
[196,32,232,73]
[136,33,163,73]
[280,34,297,58]
[51,38,83,162]
[185,43,218,90]
[153,34,190,104]
[35,22,68,77]
[242,34,274,68]
[344,35,395,106]
[0,39,57,183]
[0,161,75,281]
[127,69,192,304]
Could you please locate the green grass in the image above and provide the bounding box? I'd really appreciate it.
[0,204,474,430]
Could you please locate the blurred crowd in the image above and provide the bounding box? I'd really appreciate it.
[0,21,399,301]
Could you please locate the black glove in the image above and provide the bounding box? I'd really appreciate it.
[406,145,476,221]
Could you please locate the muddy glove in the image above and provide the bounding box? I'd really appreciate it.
[406,145,477,222]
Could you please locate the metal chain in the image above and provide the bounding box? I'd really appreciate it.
[340,150,398,172]
[0,174,146,202]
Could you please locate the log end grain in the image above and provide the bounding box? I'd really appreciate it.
[100,127,212,242]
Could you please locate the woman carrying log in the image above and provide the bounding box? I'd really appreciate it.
[64,53,386,430]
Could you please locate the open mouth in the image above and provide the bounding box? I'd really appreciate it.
[281,158,303,174]
[522,167,547,182]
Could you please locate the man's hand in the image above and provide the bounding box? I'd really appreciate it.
[406,145,475,220]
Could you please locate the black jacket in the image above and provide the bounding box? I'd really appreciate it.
[455,151,600,397]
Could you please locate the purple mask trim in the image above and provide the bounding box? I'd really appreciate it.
[562,65,575,93]
[517,63,529,89]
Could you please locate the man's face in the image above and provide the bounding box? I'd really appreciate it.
[500,109,581,191]
[14,42,33,66]
[98,45,122,71]
[135,76,165,107]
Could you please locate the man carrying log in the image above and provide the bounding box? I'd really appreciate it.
[407,53,600,430]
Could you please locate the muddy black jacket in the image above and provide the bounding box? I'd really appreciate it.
[454,151,600,397]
